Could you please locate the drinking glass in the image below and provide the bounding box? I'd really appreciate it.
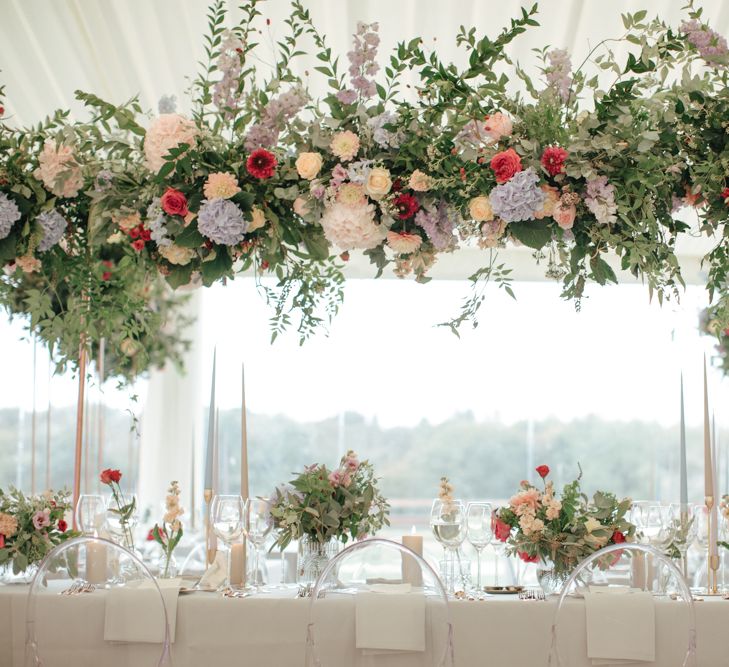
[75,494,106,536]
[490,510,509,587]
[645,504,677,594]
[669,503,698,581]
[243,497,272,593]
[466,502,492,595]
[104,493,138,550]
[430,499,466,595]
[211,494,245,591]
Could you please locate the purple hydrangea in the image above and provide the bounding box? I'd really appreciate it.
[36,209,67,251]
[368,111,404,148]
[0,193,21,240]
[197,198,248,245]
[415,201,460,251]
[545,49,572,103]
[680,20,728,63]
[147,198,171,247]
[584,175,617,224]
[489,168,545,222]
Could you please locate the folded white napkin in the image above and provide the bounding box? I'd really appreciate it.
[104,578,181,644]
[356,584,425,653]
[198,551,227,589]
[584,586,655,665]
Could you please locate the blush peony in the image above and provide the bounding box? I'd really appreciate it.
[144,114,197,173]
[319,201,386,251]
[483,112,513,142]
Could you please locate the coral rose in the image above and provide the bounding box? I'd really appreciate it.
[490,148,522,184]
[364,167,392,199]
[483,112,513,141]
[160,187,189,217]
[295,152,323,180]
[469,196,494,222]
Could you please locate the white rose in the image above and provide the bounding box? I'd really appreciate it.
[364,167,392,199]
[408,169,431,192]
[469,196,494,222]
[295,152,323,180]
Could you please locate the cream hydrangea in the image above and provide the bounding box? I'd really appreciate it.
[144,113,198,173]
[330,130,360,162]
[203,172,240,199]
[34,140,83,198]
[159,244,195,266]
[319,201,386,251]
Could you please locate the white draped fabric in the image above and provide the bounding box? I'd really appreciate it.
[0,586,724,666]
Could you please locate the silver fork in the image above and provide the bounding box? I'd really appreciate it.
[60,581,96,596]
[519,588,546,601]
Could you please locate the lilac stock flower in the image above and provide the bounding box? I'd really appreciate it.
[368,111,404,149]
[336,89,358,105]
[244,88,307,150]
[157,95,177,114]
[545,49,573,103]
[244,123,279,151]
[680,20,728,63]
[36,209,67,251]
[346,22,380,100]
[197,198,248,245]
[584,175,617,224]
[213,31,245,116]
[415,201,460,251]
[489,168,545,222]
[147,198,172,247]
[0,192,21,239]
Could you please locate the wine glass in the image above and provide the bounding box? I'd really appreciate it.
[645,504,677,594]
[430,499,466,595]
[243,497,272,593]
[75,494,106,536]
[669,503,698,581]
[211,494,245,591]
[466,502,492,595]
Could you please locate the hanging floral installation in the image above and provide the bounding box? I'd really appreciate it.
[1,1,728,351]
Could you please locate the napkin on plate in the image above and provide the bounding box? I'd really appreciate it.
[198,550,227,589]
[104,578,181,644]
[356,583,425,653]
[584,586,655,665]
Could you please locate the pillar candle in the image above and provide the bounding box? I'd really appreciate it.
[85,542,107,585]
[229,542,245,587]
[402,529,423,587]
[680,373,688,509]
[631,552,646,591]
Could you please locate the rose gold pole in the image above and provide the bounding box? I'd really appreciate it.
[30,338,37,495]
[72,336,88,531]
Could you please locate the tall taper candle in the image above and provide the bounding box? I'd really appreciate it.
[190,431,196,532]
[704,355,714,499]
[711,415,719,557]
[241,364,249,500]
[680,373,687,509]
[204,349,217,491]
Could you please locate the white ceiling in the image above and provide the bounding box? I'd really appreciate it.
[1,0,726,283]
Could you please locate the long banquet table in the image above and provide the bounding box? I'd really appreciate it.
[1,585,726,666]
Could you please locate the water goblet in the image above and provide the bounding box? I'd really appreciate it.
[430,499,466,595]
[243,497,273,593]
[75,494,106,536]
[211,494,245,591]
[466,502,492,595]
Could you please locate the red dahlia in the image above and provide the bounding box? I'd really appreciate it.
[541,146,568,177]
[393,193,420,219]
[722,187,729,205]
[246,149,277,179]
[58,519,67,533]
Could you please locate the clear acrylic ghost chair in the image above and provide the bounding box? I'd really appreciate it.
[180,541,207,576]
[305,538,454,667]
[547,543,696,667]
[25,535,172,667]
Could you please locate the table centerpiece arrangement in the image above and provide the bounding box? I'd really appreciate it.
[493,465,636,594]
[268,450,390,586]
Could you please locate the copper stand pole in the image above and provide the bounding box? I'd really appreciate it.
[706,496,715,595]
[72,338,88,531]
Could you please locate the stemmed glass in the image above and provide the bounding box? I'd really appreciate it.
[645,504,677,594]
[430,499,466,595]
[211,494,245,591]
[466,502,492,595]
[243,497,272,593]
[490,510,509,587]
[75,494,106,536]
[669,503,698,582]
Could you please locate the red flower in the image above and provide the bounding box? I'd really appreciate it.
[536,465,550,479]
[102,271,112,281]
[0,534,4,548]
[128,227,140,240]
[0,106,4,117]
[340,251,350,262]
[246,148,277,179]
[57,519,67,533]
[490,148,522,184]
[140,228,152,242]
[393,193,420,220]
[541,146,568,177]
[132,239,146,252]
[491,514,511,542]
[518,551,539,563]
[160,187,189,217]
[147,528,155,542]
[612,530,626,544]
[391,178,403,192]
[100,468,122,485]
[722,187,729,205]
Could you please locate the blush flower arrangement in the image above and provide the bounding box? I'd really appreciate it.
[269,450,390,550]
[493,465,635,577]
[151,480,184,578]
[0,487,75,575]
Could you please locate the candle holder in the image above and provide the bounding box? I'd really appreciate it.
[204,488,216,566]
[705,496,719,595]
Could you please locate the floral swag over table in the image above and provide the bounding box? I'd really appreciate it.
[1,1,729,353]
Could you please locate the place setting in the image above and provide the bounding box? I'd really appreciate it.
[1,0,729,665]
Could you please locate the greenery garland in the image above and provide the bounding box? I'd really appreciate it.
[1,2,729,346]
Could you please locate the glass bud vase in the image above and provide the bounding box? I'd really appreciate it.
[297,536,339,587]
[536,560,571,596]
[156,552,178,579]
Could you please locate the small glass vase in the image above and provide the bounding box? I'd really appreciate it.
[156,552,178,579]
[297,536,339,586]
[536,560,572,596]
[0,561,38,585]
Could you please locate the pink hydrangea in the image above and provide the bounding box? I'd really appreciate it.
[34,140,83,198]
[144,114,197,173]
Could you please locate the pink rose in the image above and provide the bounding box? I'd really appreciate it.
[32,509,51,531]
[328,470,343,488]
[160,187,189,217]
[552,202,576,230]
[483,112,513,141]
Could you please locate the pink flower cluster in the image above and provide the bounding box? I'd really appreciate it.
[680,20,728,64]
[328,450,360,488]
[545,49,572,103]
[338,21,380,102]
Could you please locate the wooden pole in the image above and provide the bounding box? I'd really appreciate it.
[45,356,51,491]
[30,338,37,495]
[72,338,88,531]
[96,338,105,492]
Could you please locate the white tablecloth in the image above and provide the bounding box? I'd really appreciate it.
[1,585,725,666]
